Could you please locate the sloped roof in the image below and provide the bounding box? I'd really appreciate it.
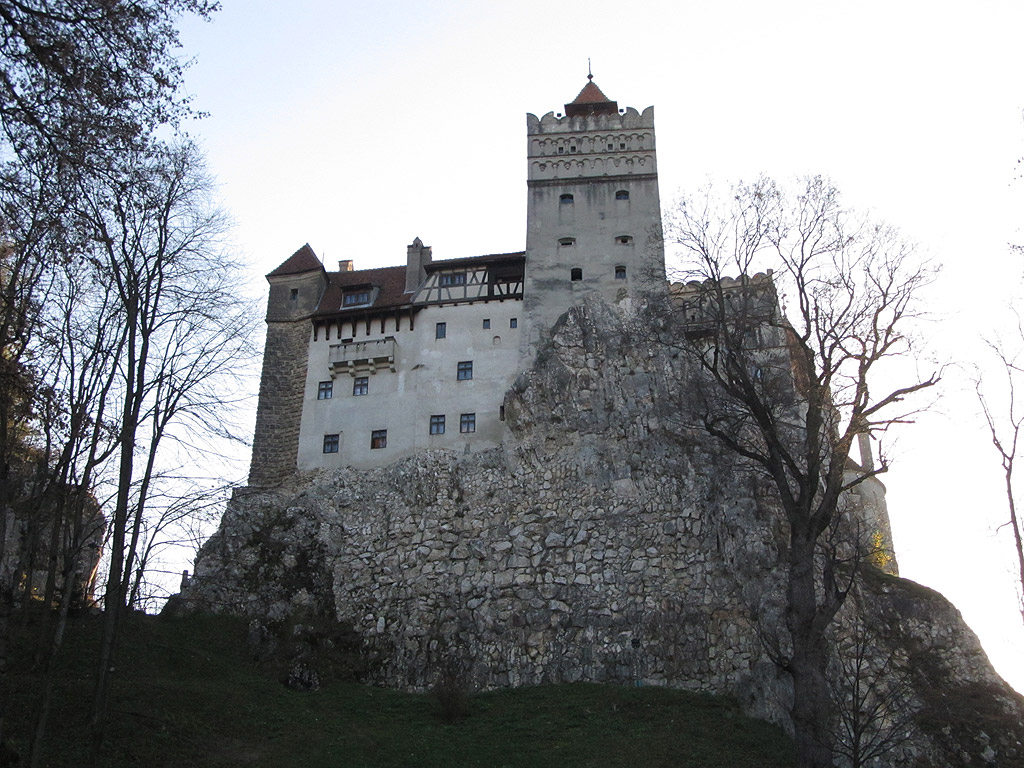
[314,266,408,318]
[267,244,323,278]
[312,252,526,319]
[565,76,618,117]
[424,252,525,272]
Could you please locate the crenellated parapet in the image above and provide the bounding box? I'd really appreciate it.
[526,107,657,184]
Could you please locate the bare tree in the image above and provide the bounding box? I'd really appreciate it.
[974,311,1024,629]
[659,176,938,768]
[829,611,917,767]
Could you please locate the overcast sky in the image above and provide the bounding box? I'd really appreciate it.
[178,0,1024,691]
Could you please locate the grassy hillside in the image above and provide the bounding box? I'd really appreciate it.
[8,611,795,767]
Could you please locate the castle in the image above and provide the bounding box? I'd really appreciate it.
[248,76,665,482]
[186,77,1024,766]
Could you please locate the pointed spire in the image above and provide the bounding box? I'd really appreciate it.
[565,67,618,117]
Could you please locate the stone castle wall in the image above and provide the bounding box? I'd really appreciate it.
[189,297,1024,767]
[248,320,311,486]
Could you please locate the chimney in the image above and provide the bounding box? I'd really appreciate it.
[339,259,353,272]
[405,237,432,293]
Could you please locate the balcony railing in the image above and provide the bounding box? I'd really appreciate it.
[329,336,396,376]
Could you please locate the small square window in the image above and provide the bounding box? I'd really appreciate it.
[289,288,299,301]
[317,380,333,400]
[570,145,576,153]
[436,322,446,339]
[371,430,387,449]
[607,142,614,151]
[353,377,368,396]
[509,318,517,329]
[615,266,627,280]
[323,434,339,453]
[430,415,445,435]
[558,146,564,154]
[457,361,473,381]
[460,413,476,433]
[482,318,491,329]
[619,142,626,150]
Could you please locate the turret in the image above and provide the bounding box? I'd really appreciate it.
[249,244,327,486]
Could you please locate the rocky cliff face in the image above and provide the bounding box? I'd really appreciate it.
[185,296,1024,767]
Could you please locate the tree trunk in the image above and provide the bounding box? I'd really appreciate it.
[788,532,835,768]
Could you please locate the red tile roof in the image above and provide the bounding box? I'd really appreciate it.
[312,252,526,319]
[267,243,323,277]
[565,77,618,117]
[314,266,408,318]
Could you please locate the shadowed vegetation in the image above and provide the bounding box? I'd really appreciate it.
[8,610,796,767]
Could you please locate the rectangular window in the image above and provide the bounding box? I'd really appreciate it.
[323,434,339,453]
[317,380,333,399]
[343,291,370,306]
[482,318,491,329]
[353,377,368,396]
[460,413,476,433]
[371,430,387,449]
[439,273,466,287]
[509,318,518,329]
[289,288,299,301]
[430,415,445,435]
[435,322,446,339]
[457,361,473,381]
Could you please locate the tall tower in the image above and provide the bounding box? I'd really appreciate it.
[521,76,665,358]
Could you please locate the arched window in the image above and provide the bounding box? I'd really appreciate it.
[570,268,583,282]
[559,193,574,204]
[615,190,629,200]
[615,266,627,280]
[558,237,576,247]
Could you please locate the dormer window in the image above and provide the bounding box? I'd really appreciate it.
[343,290,370,306]
[558,237,576,247]
[439,273,466,287]
[615,190,630,201]
[560,194,574,204]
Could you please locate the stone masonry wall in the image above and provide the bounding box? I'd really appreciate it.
[248,320,311,486]
[189,297,1024,767]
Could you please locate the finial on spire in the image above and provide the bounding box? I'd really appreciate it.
[587,58,593,81]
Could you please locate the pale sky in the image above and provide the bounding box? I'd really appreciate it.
[178,0,1024,691]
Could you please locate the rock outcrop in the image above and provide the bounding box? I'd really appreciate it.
[184,297,1024,767]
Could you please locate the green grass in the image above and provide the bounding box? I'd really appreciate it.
[8,611,795,767]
